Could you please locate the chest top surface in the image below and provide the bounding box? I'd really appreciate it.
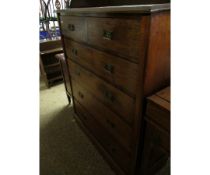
[56,3,170,15]
[147,87,170,112]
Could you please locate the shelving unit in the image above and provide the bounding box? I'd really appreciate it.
[40,39,63,87]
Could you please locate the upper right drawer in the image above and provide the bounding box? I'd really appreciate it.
[87,17,146,63]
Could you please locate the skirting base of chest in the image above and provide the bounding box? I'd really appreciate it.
[73,112,127,175]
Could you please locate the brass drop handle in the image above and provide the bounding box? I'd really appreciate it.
[68,24,75,31]
[106,119,115,128]
[78,91,84,99]
[104,64,114,74]
[71,48,78,56]
[103,30,113,40]
[103,90,115,102]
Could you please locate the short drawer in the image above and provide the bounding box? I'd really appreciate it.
[64,38,138,96]
[74,100,132,173]
[68,60,135,124]
[60,16,86,42]
[146,101,170,132]
[72,79,132,151]
[87,17,146,62]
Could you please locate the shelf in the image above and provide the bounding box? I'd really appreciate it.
[40,47,63,55]
[48,75,63,82]
[40,39,63,88]
[46,66,61,74]
[44,62,60,68]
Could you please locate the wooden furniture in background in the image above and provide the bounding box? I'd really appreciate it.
[140,87,170,175]
[57,3,170,175]
[40,39,63,87]
[55,53,72,103]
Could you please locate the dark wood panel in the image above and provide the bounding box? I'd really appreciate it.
[60,16,86,42]
[74,100,132,174]
[72,79,132,151]
[146,86,170,132]
[146,101,170,132]
[156,86,170,102]
[68,60,136,124]
[140,86,170,175]
[72,108,127,175]
[70,0,170,8]
[146,120,170,152]
[140,121,170,175]
[143,11,170,96]
[70,0,110,8]
[87,17,147,62]
[64,38,139,96]
[40,39,62,52]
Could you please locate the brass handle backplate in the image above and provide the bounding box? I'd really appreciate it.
[68,24,75,31]
[104,64,114,73]
[103,30,113,40]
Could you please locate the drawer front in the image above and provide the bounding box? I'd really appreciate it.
[146,120,170,152]
[60,16,86,42]
[64,38,138,96]
[68,60,135,124]
[141,121,170,175]
[146,101,170,132]
[87,17,145,62]
[74,100,132,173]
[72,79,132,151]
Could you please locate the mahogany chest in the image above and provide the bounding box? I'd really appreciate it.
[57,4,170,175]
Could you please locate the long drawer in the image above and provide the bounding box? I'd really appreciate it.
[60,16,86,42]
[72,79,132,151]
[74,100,132,173]
[68,60,135,124]
[64,38,138,96]
[87,17,146,62]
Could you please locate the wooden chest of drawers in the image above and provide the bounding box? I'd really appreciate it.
[57,4,170,175]
[140,87,170,175]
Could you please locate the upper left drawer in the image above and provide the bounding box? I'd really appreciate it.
[60,16,86,42]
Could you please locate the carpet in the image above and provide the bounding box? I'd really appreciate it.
[40,80,115,175]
